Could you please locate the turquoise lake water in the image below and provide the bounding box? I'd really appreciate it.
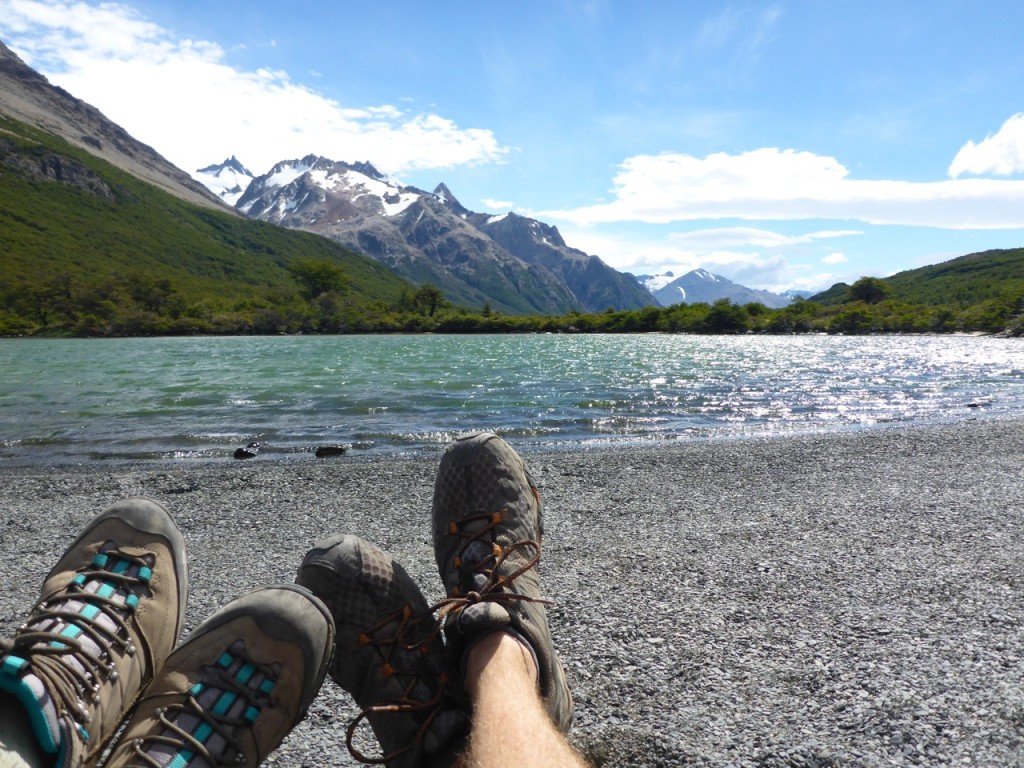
[0,334,1021,464]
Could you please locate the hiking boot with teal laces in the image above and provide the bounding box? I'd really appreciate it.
[0,498,189,768]
[105,584,334,768]
[297,534,468,768]
[432,431,574,733]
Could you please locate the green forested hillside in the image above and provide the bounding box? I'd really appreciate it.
[2,112,1022,338]
[884,248,1024,305]
[811,249,1024,307]
[0,116,411,334]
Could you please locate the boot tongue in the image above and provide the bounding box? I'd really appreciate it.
[455,601,512,635]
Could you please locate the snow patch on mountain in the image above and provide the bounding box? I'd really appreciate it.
[196,151,656,313]
[341,171,419,216]
[638,269,798,309]
[226,155,425,221]
[692,268,720,283]
[635,271,677,292]
[267,161,311,188]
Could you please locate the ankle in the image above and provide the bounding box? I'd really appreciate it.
[464,632,538,699]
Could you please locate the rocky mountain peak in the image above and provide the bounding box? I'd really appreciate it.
[232,153,424,225]
[224,155,250,175]
[196,156,251,176]
[432,183,471,216]
[647,269,795,309]
[347,159,389,181]
[208,152,655,313]
[478,211,569,251]
[193,156,255,206]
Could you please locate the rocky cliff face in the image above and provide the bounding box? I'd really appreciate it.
[220,155,655,314]
[476,212,654,312]
[0,41,228,213]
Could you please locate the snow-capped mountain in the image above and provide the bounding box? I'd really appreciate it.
[636,269,798,309]
[234,155,420,225]
[193,156,255,206]
[200,154,654,315]
[635,271,679,293]
[780,289,814,302]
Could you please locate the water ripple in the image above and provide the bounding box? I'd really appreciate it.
[0,334,1020,464]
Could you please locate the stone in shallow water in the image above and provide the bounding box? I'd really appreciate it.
[315,445,347,458]
[233,441,261,459]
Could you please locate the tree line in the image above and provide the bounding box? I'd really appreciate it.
[2,265,1022,338]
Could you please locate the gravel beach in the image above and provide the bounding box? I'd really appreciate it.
[2,418,1023,767]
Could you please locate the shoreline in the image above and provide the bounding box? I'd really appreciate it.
[2,409,1019,470]
[2,417,1023,766]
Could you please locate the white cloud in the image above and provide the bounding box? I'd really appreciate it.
[559,225,845,293]
[822,252,848,265]
[542,146,1024,229]
[665,226,862,249]
[949,113,1024,178]
[0,1,508,175]
[483,198,514,210]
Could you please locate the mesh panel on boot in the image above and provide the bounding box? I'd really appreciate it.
[136,640,278,768]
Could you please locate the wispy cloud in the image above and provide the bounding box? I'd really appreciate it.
[560,0,610,25]
[664,226,862,249]
[949,113,1024,178]
[695,3,783,80]
[559,225,855,293]
[0,0,509,175]
[697,4,781,51]
[483,198,514,211]
[542,145,1024,229]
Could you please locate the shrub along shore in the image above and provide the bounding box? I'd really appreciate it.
[3,283,1023,337]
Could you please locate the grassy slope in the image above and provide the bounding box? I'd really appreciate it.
[811,249,1024,306]
[0,116,409,305]
[883,248,1024,305]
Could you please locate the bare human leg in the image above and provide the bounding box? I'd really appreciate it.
[459,632,588,768]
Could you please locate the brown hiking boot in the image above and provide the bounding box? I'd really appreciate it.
[105,584,334,768]
[432,431,573,732]
[0,498,188,767]
[297,534,468,767]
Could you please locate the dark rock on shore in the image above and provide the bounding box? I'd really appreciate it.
[233,441,262,459]
[315,445,347,458]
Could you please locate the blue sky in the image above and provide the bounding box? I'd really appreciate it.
[3,1,1024,293]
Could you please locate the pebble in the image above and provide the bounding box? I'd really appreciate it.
[2,417,1023,766]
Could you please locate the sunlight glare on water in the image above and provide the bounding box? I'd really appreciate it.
[0,334,1020,463]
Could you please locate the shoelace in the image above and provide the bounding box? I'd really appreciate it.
[346,604,452,765]
[433,509,553,621]
[346,505,551,765]
[127,642,277,768]
[0,549,151,732]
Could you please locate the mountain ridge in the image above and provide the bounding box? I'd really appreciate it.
[635,268,804,308]
[0,41,228,213]
[0,44,413,336]
[204,154,656,315]
[810,248,1024,306]
[195,156,818,312]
